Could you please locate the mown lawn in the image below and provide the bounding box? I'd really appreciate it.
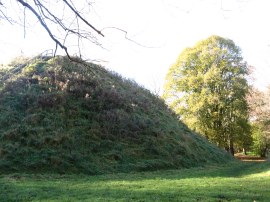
[0,161,269,202]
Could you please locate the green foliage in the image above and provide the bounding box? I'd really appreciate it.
[247,88,270,157]
[0,56,232,174]
[1,161,270,201]
[164,35,251,154]
[251,123,269,157]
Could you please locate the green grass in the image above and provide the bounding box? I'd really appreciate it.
[1,161,269,201]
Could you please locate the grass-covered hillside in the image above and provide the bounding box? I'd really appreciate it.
[0,56,232,174]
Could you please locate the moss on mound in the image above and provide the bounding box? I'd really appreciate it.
[0,56,232,174]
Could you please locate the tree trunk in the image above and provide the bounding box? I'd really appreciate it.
[260,147,268,158]
[229,139,234,156]
[224,146,229,152]
[243,148,247,155]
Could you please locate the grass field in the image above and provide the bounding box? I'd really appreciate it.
[1,161,269,202]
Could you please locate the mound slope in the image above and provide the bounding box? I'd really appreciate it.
[0,56,232,174]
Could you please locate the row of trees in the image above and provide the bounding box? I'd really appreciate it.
[163,35,269,156]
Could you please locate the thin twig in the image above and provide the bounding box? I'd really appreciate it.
[0,6,13,24]
[101,26,163,49]
[62,0,104,37]
[17,0,71,59]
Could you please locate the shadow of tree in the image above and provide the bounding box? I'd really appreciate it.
[1,161,269,201]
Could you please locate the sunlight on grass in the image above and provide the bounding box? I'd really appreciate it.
[1,162,270,201]
[248,169,270,178]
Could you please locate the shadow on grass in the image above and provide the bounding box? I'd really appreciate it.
[95,161,270,180]
[0,161,269,201]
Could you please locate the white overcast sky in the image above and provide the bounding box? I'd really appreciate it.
[1,0,270,93]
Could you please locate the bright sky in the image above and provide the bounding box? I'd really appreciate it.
[1,0,270,94]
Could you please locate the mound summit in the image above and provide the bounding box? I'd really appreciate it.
[0,56,231,174]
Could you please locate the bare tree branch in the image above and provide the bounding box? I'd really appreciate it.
[0,2,13,24]
[101,27,163,49]
[12,0,105,60]
[17,0,71,58]
[62,0,104,37]
[1,0,153,60]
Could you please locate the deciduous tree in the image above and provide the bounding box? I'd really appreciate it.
[247,87,270,157]
[163,35,251,155]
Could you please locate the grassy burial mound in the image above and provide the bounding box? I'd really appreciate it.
[0,56,232,174]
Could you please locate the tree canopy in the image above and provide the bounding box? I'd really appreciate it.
[163,35,251,155]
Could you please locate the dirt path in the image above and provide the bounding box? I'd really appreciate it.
[235,153,268,162]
